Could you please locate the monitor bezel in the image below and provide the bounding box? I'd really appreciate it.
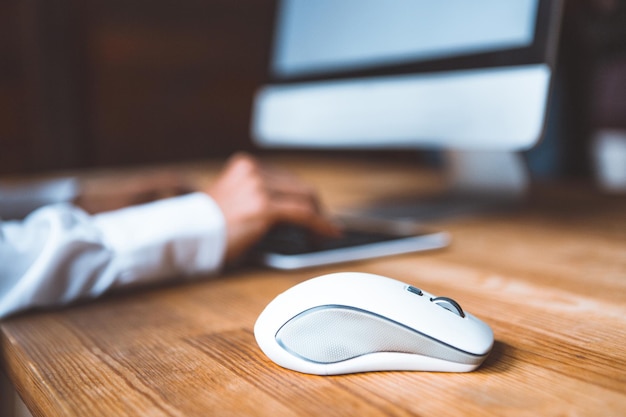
[268,0,562,85]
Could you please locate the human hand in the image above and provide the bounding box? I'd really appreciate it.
[206,153,341,263]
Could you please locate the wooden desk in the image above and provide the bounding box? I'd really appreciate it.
[1,156,625,416]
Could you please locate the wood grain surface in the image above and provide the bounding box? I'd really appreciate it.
[1,156,625,416]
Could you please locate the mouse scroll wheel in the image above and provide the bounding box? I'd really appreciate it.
[431,296,465,318]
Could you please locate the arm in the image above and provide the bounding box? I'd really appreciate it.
[0,153,338,319]
[0,193,226,319]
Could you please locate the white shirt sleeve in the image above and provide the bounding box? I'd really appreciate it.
[0,192,227,319]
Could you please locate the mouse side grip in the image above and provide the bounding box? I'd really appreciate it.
[275,305,487,366]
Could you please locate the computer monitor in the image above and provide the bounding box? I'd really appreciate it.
[251,0,563,220]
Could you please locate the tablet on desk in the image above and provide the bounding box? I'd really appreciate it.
[250,217,450,270]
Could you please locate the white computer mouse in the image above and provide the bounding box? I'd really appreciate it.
[254,272,494,375]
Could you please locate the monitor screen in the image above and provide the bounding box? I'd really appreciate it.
[273,0,538,78]
[252,0,563,151]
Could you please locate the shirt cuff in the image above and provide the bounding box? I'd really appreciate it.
[93,192,227,285]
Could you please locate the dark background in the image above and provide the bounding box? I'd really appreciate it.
[1,0,625,177]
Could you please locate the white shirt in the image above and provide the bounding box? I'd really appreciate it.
[0,192,227,319]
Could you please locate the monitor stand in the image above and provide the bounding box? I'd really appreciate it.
[350,150,529,223]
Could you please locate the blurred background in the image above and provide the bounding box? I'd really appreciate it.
[0,0,625,180]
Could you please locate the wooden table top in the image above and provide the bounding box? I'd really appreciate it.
[2,155,625,416]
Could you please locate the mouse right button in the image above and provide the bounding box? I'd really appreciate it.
[430,296,465,318]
